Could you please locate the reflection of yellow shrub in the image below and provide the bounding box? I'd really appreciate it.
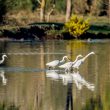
[64,15,90,38]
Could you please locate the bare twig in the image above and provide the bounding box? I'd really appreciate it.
[37,0,41,5]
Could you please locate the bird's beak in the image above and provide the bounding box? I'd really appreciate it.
[93,52,95,54]
[91,52,95,54]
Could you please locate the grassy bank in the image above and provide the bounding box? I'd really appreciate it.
[0,16,110,40]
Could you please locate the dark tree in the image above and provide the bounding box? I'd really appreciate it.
[0,0,6,23]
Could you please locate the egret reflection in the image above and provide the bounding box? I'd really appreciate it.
[72,71,95,91]
[0,70,7,85]
[59,73,73,85]
[46,70,60,81]
[46,70,95,91]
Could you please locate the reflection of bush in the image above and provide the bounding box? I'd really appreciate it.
[0,103,19,110]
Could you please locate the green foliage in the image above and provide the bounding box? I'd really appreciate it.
[5,0,33,12]
[46,0,66,14]
[64,15,90,38]
[0,0,6,22]
[55,0,66,14]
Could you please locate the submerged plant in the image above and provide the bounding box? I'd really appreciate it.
[64,15,90,38]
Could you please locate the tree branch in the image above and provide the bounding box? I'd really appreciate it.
[37,0,41,5]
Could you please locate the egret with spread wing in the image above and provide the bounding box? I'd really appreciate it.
[72,52,95,70]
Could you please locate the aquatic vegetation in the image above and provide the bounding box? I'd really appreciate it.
[64,15,90,38]
[0,103,19,110]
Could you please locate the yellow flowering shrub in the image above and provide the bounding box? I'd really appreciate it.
[64,15,90,38]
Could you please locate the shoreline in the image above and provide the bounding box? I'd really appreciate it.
[0,23,110,41]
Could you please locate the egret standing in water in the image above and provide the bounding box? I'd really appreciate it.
[72,52,95,70]
[59,55,83,72]
[0,54,7,64]
[46,56,70,69]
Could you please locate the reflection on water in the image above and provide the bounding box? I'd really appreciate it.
[46,70,95,91]
[46,70,60,81]
[0,70,7,85]
[0,40,110,110]
[65,83,73,110]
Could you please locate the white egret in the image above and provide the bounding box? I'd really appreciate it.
[72,52,95,69]
[46,56,69,69]
[59,55,83,72]
[0,70,7,85]
[0,54,7,64]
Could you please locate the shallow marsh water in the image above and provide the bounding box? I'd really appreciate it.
[0,40,110,110]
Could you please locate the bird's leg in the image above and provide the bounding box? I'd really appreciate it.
[53,67,55,70]
[65,71,68,74]
[70,67,73,73]
[48,66,52,70]
[65,68,70,74]
[65,68,68,74]
[73,68,79,72]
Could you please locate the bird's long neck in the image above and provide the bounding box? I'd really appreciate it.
[72,56,80,64]
[60,57,66,63]
[82,53,93,61]
[0,56,5,64]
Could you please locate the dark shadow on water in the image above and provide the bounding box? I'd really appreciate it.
[65,83,73,110]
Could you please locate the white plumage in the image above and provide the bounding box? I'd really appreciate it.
[46,56,69,69]
[0,54,7,64]
[72,52,95,69]
[59,55,83,72]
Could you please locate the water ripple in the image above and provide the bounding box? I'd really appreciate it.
[0,67,47,73]
[0,52,66,55]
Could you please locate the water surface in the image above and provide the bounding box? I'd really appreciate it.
[0,40,110,110]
